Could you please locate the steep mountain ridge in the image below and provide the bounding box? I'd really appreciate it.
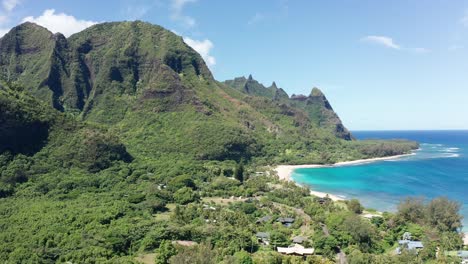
[223,75,289,101]
[0,21,212,122]
[0,21,358,164]
[224,76,353,140]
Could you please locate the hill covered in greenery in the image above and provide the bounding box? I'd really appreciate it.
[0,21,454,264]
[223,76,353,140]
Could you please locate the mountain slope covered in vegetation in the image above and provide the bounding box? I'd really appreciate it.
[0,21,449,264]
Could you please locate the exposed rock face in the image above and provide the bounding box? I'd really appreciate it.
[224,77,354,140]
[0,21,212,122]
[290,87,354,140]
[223,75,289,101]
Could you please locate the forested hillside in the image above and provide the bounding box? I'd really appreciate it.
[1,21,457,264]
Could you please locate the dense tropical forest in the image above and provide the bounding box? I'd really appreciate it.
[0,21,464,263]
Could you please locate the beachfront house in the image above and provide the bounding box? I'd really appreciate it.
[277,244,314,257]
[277,217,295,227]
[256,232,270,245]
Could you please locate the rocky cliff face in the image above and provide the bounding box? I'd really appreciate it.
[224,76,353,140]
[290,87,353,140]
[0,21,212,122]
[1,21,357,166]
[223,75,289,101]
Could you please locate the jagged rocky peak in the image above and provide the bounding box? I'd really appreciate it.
[0,21,215,121]
[310,87,325,97]
[223,75,289,101]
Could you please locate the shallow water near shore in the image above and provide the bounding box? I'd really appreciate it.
[291,130,468,231]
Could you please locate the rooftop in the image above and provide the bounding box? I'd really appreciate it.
[292,236,307,244]
[277,217,295,223]
[398,240,424,250]
[256,232,270,239]
[256,215,272,223]
[277,244,314,256]
[173,240,198,247]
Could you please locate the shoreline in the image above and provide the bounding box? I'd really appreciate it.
[274,153,414,201]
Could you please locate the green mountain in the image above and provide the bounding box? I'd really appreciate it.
[0,21,423,263]
[224,76,353,140]
[0,21,211,120]
[0,20,399,165]
[223,75,289,101]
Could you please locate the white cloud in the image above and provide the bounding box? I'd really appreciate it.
[361,35,401,49]
[2,0,19,12]
[0,0,19,36]
[360,35,431,54]
[183,36,216,67]
[170,0,196,28]
[21,9,97,37]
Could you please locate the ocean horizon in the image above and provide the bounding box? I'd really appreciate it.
[291,130,468,231]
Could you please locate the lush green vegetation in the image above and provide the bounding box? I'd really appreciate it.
[0,21,454,264]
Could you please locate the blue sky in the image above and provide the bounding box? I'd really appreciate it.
[1,0,467,130]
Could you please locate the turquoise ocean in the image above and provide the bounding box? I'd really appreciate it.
[292,130,468,230]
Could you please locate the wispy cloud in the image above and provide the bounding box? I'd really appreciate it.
[2,0,19,12]
[361,35,430,54]
[361,35,401,49]
[170,0,196,28]
[183,36,216,67]
[0,0,21,37]
[22,9,97,37]
[248,12,265,25]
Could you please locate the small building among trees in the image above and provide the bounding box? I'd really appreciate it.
[277,244,314,256]
[277,217,295,227]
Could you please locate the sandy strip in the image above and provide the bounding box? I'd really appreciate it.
[274,153,414,201]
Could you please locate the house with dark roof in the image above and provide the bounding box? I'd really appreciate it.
[292,236,307,244]
[396,240,424,254]
[277,217,295,227]
[256,232,270,245]
[256,215,272,224]
[395,232,424,254]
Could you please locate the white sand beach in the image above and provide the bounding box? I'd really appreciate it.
[274,153,414,201]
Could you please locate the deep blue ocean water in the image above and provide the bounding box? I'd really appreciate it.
[292,130,468,230]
